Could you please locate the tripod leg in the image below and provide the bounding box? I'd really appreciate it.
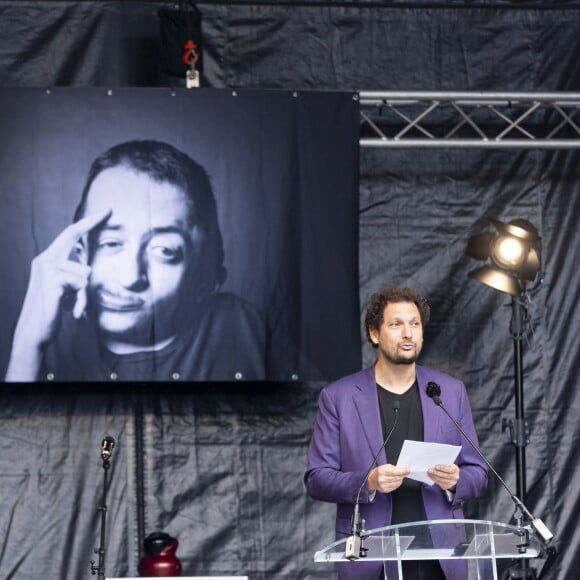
[536,547,557,580]
[501,559,537,580]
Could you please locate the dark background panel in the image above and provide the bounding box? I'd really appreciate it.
[0,2,579,579]
[0,88,361,382]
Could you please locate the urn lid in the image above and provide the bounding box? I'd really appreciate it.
[143,531,177,556]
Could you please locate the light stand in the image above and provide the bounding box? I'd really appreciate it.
[502,295,535,579]
[465,217,554,579]
[90,436,116,579]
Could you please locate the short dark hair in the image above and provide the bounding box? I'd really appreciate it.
[364,286,431,346]
[74,139,226,300]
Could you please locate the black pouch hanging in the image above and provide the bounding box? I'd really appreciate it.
[158,1,203,78]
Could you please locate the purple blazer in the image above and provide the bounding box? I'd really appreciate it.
[305,365,488,580]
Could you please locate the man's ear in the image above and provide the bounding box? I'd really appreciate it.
[369,327,379,345]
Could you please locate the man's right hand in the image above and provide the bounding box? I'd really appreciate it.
[5,210,111,381]
[368,463,411,494]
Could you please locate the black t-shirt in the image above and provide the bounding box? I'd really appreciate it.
[377,381,446,580]
[377,380,428,526]
[40,292,269,382]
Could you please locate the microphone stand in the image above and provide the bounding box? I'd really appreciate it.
[345,404,399,560]
[427,385,553,547]
[426,379,554,580]
[90,447,112,579]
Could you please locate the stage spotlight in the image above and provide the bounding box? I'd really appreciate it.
[466,215,552,580]
[466,217,541,296]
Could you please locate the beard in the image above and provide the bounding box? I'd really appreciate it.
[381,344,420,365]
[385,353,417,365]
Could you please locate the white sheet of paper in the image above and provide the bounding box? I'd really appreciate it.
[396,440,461,486]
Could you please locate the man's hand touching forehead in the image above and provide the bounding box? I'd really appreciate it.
[65,210,113,318]
[33,208,113,321]
[4,209,112,381]
[60,209,113,259]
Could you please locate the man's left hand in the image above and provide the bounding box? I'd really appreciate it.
[427,464,460,491]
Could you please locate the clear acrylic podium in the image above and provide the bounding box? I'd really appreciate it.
[314,519,544,579]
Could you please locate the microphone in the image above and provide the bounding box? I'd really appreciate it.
[425,381,553,545]
[101,436,116,461]
[345,401,400,561]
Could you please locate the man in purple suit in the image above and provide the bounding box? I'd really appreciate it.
[305,286,488,580]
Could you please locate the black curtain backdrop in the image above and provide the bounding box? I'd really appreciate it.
[0,2,579,579]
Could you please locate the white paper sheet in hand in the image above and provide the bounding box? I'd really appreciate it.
[396,440,461,485]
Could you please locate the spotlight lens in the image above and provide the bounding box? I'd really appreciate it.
[492,236,525,268]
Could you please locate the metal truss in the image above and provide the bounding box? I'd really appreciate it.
[358,91,580,149]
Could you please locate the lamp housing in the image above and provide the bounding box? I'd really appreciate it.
[466,218,541,296]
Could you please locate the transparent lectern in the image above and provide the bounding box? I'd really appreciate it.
[314,519,544,580]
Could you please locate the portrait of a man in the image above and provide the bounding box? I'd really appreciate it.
[0,88,361,384]
[5,140,267,382]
